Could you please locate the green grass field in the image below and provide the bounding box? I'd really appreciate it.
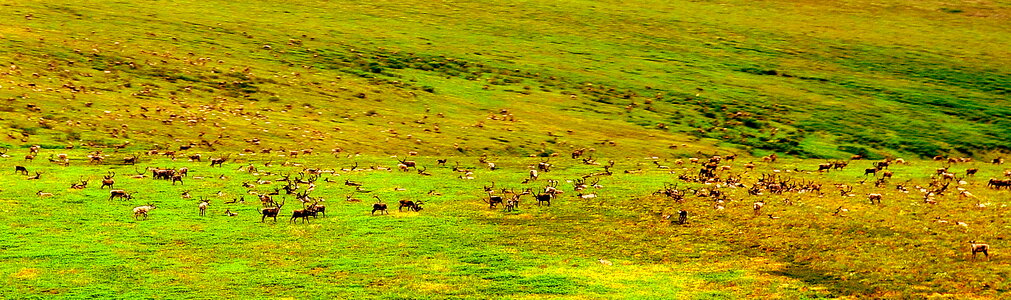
[0,0,1010,298]
[1,154,1010,298]
[1,0,1009,157]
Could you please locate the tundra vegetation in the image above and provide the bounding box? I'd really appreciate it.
[0,0,1009,298]
[0,151,1008,298]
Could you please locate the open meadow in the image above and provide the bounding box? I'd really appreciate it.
[0,0,1010,298]
[1,151,1010,298]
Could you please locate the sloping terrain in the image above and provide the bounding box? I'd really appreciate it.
[1,0,1009,157]
[1,1,1011,299]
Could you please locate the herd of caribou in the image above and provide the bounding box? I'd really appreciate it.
[649,153,1005,261]
[12,146,437,224]
[9,145,1007,260]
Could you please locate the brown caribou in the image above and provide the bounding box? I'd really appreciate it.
[372,195,389,215]
[260,198,284,222]
[109,190,133,201]
[101,172,116,189]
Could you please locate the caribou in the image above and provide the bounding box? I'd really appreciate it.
[485,188,504,209]
[396,157,417,170]
[198,198,210,216]
[260,198,284,222]
[290,202,316,223]
[969,241,990,261]
[109,190,133,201]
[133,204,156,220]
[399,199,423,212]
[868,193,883,204]
[210,155,229,167]
[70,178,88,189]
[101,172,116,189]
[372,195,388,215]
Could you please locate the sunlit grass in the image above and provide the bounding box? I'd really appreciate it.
[0,0,1009,298]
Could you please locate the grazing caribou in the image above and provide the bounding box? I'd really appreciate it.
[109,190,132,201]
[399,199,423,212]
[123,154,139,165]
[152,168,175,180]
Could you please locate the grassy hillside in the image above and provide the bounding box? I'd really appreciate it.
[2,0,1011,299]
[1,0,1009,158]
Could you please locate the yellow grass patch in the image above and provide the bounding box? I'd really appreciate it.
[12,268,39,280]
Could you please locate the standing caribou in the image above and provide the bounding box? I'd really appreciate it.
[123,154,139,165]
[675,210,688,225]
[210,155,229,167]
[485,186,504,209]
[868,193,883,204]
[198,198,210,216]
[101,172,116,189]
[536,187,558,207]
[969,241,990,261]
[372,195,388,215]
[290,205,314,224]
[260,198,284,222]
[133,204,156,220]
[753,201,765,216]
[396,157,417,171]
[171,173,184,185]
[504,191,524,212]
